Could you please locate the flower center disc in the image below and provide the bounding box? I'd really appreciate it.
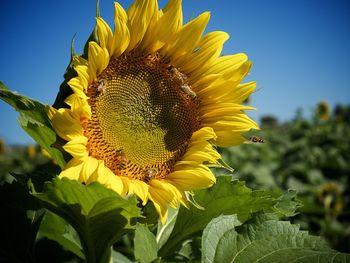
[84,52,200,181]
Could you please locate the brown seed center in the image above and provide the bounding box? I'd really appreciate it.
[83,52,200,182]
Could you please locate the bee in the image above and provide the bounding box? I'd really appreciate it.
[181,83,197,99]
[97,79,107,94]
[167,66,197,100]
[143,167,158,183]
[169,66,188,82]
[116,149,128,170]
[249,136,265,143]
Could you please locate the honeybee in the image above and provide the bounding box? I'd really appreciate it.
[168,66,197,100]
[97,79,107,94]
[169,66,188,82]
[249,136,265,143]
[116,150,128,170]
[181,83,197,99]
[143,167,158,183]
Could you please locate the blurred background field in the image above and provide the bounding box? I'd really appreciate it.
[220,102,350,253]
[1,102,349,254]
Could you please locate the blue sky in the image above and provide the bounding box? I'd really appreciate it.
[1,0,350,144]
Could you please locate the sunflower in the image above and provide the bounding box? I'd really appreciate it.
[49,0,258,223]
[315,100,330,121]
[0,138,5,154]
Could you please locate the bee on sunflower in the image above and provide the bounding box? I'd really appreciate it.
[48,0,258,223]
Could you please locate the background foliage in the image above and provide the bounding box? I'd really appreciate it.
[220,104,350,253]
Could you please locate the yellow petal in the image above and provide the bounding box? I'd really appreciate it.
[226,81,257,104]
[86,160,105,184]
[46,105,57,120]
[182,126,220,164]
[204,113,259,132]
[107,176,126,196]
[88,42,109,81]
[150,180,182,207]
[178,31,229,73]
[163,12,210,63]
[80,156,99,183]
[141,0,183,52]
[75,64,91,86]
[182,143,220,164]
[214,132,246,147]
[68,77,88,100]
[50,108,83,141]
[111,2,130,57]
[62,136,88,160]
[195,83,233,103]
[206,53,248,76]
[96,17,113,53]
[128,180,149,205]
[162,0,183,26]
[126,0,158,51]
[168,165,216,191]
[148,179,183,224]
[59,158,84,181]
[99,165,126,195]
[65,94,91,119]
[190,127,217,142]
[201,103,254,121]
[148,192,168,224]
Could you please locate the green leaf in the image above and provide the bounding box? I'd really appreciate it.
[177,238,202,261]
[0,82,65,168]
[203,214,350,263]
[159,176,275,257]
[34,177,142,263]
[38,211,84,259]
[13,161,60,192]
[134,224,158,263]
[272,189,303,217]
[202,215,242,263]
[156,207,178,249]
[0,176,44,263]
[111,250,134,263]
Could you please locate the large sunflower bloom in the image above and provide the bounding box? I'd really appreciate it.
[49,0,258,223]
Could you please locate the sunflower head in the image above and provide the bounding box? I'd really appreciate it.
[317,182,343,216]
[315,101,330,121]
[49,0,258,223]
[0,138,5,154]
[27,144,37,158]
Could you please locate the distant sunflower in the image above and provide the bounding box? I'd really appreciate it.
[315,101,330,121]
[0,138,5,154]
[49,0,258,222]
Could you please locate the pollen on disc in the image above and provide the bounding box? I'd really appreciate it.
[84,52,200,181]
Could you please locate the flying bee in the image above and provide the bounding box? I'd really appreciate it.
[249,136,265,143]
[97,79,107,94]
[143,167,158,183]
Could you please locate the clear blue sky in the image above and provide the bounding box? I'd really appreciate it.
[1,0,350,144]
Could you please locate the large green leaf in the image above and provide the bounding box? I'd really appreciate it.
[202,214,350,263]
[134,224,158,263]
[34,177,142,263]
[38,211,84,259]
[158,176,275,257]
[0,81,65,168]
[201,215,242,263]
